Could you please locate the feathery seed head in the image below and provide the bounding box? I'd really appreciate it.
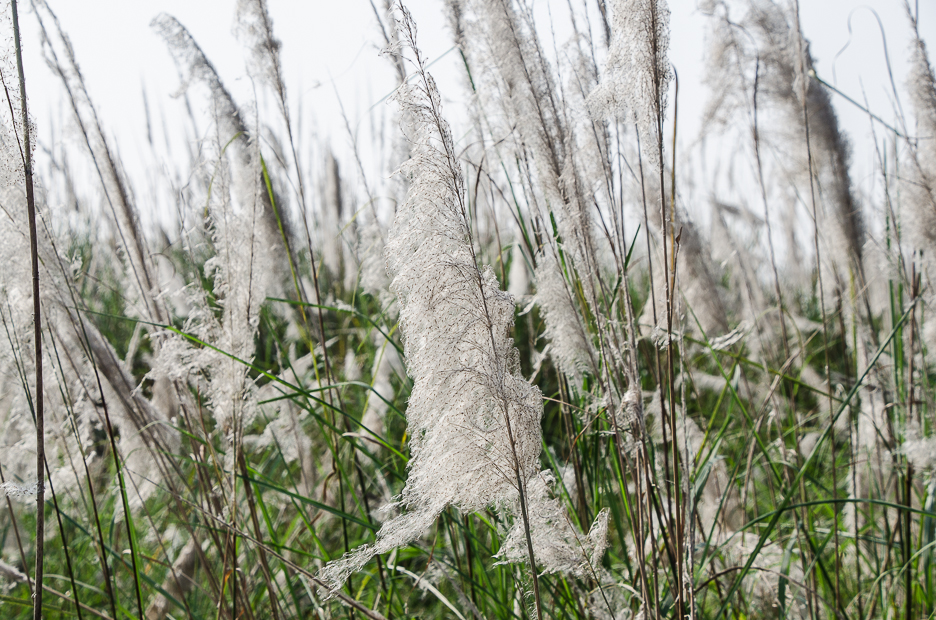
[587,0,673,171]
[318,4,544,592]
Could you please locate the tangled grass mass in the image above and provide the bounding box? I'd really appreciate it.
[0,0,935,618]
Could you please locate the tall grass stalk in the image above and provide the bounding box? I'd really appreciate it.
[8,2,43,617]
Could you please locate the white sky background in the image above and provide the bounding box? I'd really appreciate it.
[15,0,936,240]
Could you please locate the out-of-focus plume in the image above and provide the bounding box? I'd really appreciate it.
[534,249,596,379]
[360,334,403,441]
[153,13,294,296]
[636,179,729,336]
[235,0,286,109]
[703,0,865,304]
[321,150,345,281]
[587,0,672,172]
[903,8,936,324]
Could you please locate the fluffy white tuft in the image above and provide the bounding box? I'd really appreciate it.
[587,0,673,171]
[318,5,543,592]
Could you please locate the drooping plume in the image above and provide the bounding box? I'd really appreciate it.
[496,473,610,578]
[318,4,544,590]
[703,0,864,298]
[34,0,164,326]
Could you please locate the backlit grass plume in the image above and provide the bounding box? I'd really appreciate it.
[587,0,672,172]
[318,4,545,600]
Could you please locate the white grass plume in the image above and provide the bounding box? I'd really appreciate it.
[145,145,271,450]
[33,1,164,326]
[358,212,392,303]
[635,178,729,336]
[452,0,617,387]
[496,472,610,578]
[0,180,177,510]
[361,333,403,441]
[704,0,864,297]
[453,0,586,260]
[905,11,936,229]
[0,481,39,502]
[318,4,543,591]
[534,249,596,379]
[153,13,292,297]
[320,150,346,281]
[903,6,936,341]
[587,0,673,172]
[235,0,285,103]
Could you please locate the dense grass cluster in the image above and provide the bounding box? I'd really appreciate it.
[1,0,935,618]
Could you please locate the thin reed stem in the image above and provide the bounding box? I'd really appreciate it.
[9,4,43,618]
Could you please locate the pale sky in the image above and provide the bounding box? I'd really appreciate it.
[14,0,936,231]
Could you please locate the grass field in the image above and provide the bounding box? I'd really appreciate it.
[1,0,935,618]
